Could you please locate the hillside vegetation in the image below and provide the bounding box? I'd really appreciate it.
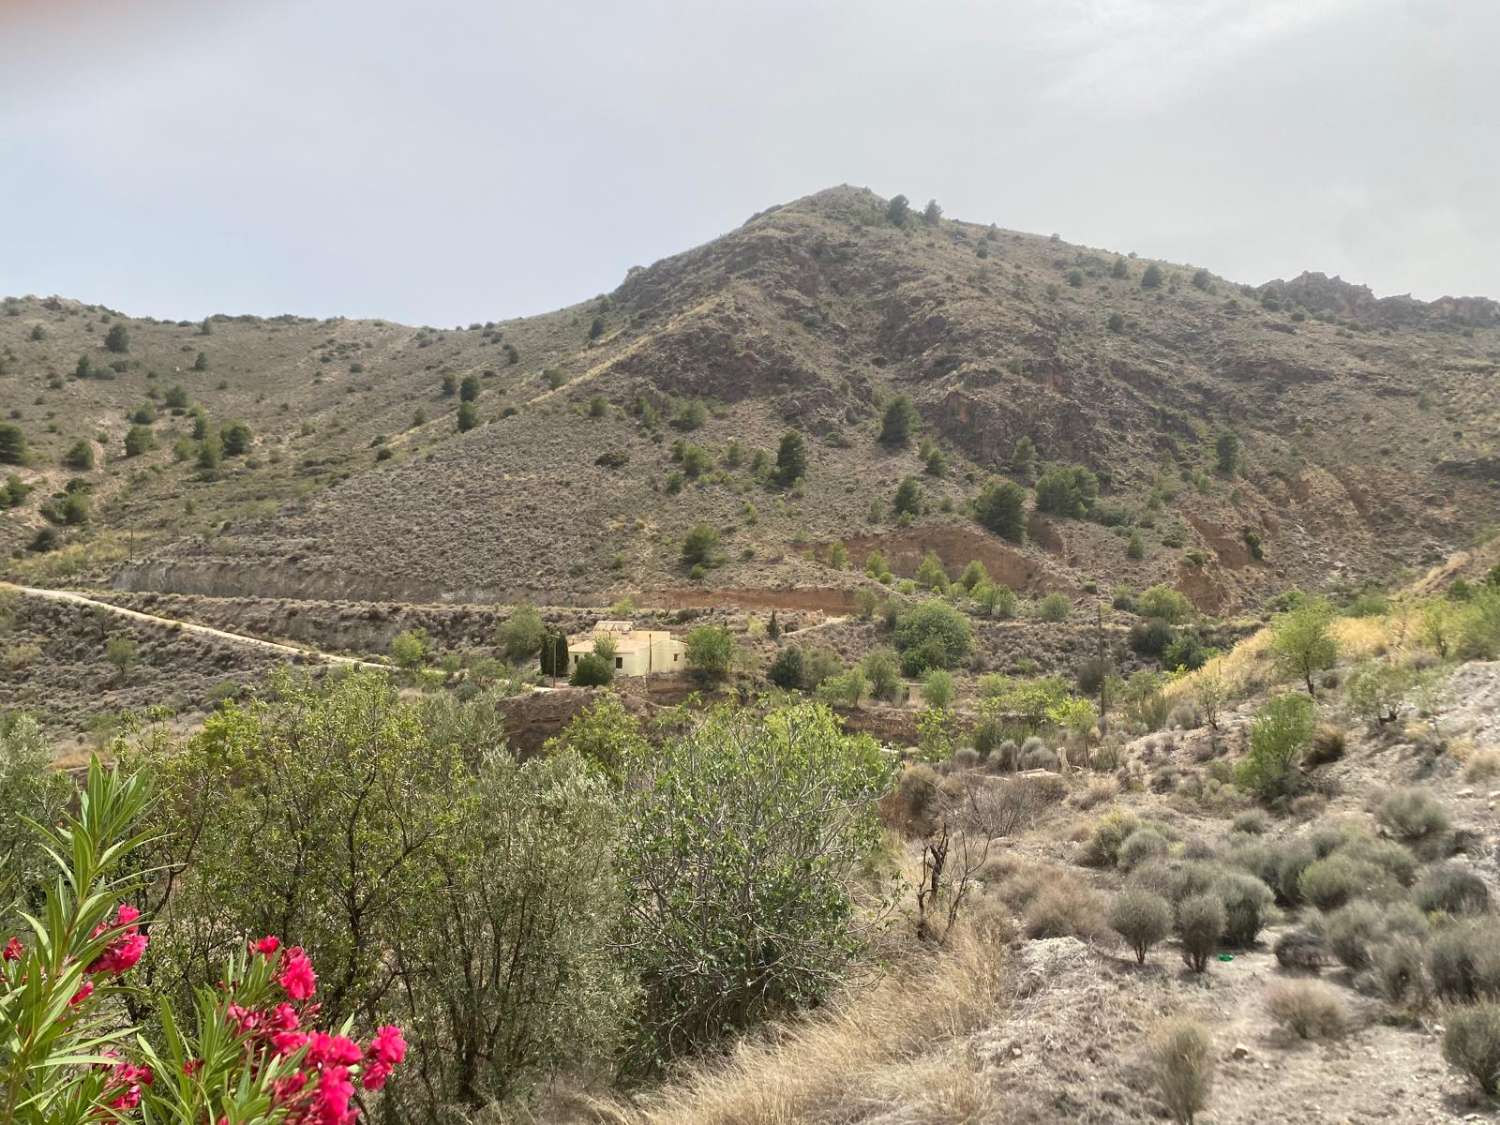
[3,186,1497,611]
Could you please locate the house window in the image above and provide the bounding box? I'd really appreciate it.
[615,657,623,669]
[673,653,679,662]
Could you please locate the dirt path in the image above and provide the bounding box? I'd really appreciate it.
[0,582,388,671]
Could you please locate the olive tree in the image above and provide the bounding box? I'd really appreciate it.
[616,702,891,1072]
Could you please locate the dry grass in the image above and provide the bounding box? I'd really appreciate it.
[588,910,1009,1125]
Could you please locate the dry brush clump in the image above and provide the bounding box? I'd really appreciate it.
[588,910,1010,1125]
[1444,1003,1500,1097]
[1177,894,1225,973]
[1147,1017,1214,1124]
[1265,980,1346,1040]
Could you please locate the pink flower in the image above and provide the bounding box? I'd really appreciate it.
[361,1024,407,1091]
[273,1030,310,1057]
[278,947,317,1001]
[369,1025,406,1066]
[311,1064,355,1125]
[268,1001,300,1031]
[87,905,148,975]
[88,931,148,975]
[227,1003,258,1034]
[254,935,281,957]
[69,980,94,1006]
[306,1032,362,1068]
[1,937,21,961]
[182,1058,203,1077]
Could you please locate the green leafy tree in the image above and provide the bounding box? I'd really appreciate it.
[1141,263,1164,289]
[390,628,429,669]
[862,647,902,701]
[539,631,570,679]
[684,625,735,684]
[104,323,130,353]
[1011,435,1037,478]
[886,194,910,225]
[542,692,646,785]
[459,374,480,402]
[617,702,891,1072]
[915,550,948,592]
[1270,598,1338,694]
[126,672,468,1029]
[1236,693,1316,802]
[163,384,189,410]
[893,600,973,675]
[498,603,546,662]
[879,396,920,448]
[973,477,1027,542]
[383,749,627,1113]
[456,402,478,432]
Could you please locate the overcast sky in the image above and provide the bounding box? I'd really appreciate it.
[2,0,1496,325]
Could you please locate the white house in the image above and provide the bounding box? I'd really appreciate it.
[567,620,686,677]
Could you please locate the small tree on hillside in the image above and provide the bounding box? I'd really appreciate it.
[1141,263,1164,289]
[973,477,1027,542]
[892,476,923,518]
[886,194,910,226]
[879,395,920,448]
[221,421,252,455]
[104,323,130,353]
[456,402,478,432]
[1215,431,1240,475]
[0,423,27,465]
[684,625,735,684]
[1270,598,1338,695]
[775,430,807,488]
[922,199,942,225]
[459,374,480,402]
[498,603,546,662]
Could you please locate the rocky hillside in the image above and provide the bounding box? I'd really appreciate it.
[3,186,1497,610]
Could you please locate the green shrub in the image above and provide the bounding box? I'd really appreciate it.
[1034,464,1098,518]
[389,628,428,669]
[1444,1004,1500,1096]
[1375,937,1429,1007]
[1118,827,1169,871]
[1214,872,1275,946]
[1137,585,1193,623]
[1036,592,1071,622]
[680,522,721,569]
[61,439,94,470]
[1111,889,1173,964]
[1324,900,1385,970]
[1428,920,1500,1003]
[893,600,973,675]
[768,646,805,690]
[123,424,155,457]
[920,668,954,709]
[1178,894,1225,972]
[618,703,890,1070]
[1414,862,1490,916]
[684,625,735,684]
[221,420,252,455]
[862,647,902,701]
[1376,787,1449,843]
[1235,693,1315,801]
[1298,853,1397,911]
[878,395,919,448]
[1148,1019,1213,1125]
[1084,809,1141,867]
[1265,981,1344,1040]
[569,652,614,686]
